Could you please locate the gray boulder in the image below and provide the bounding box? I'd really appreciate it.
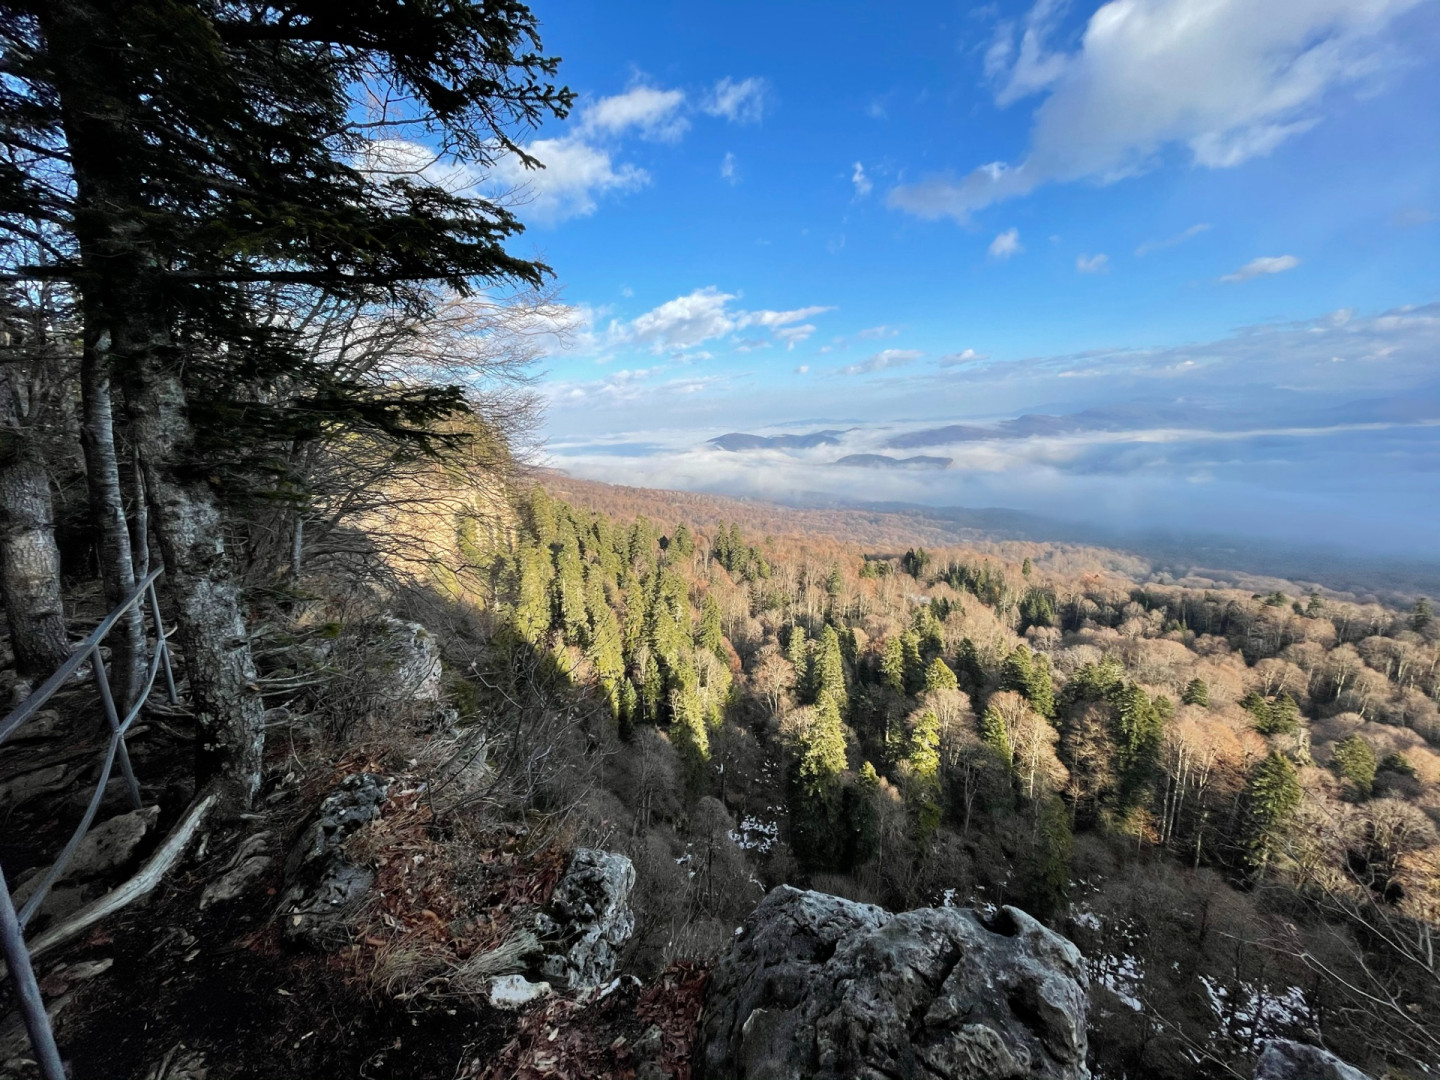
[535,848,636,990]
[368,616,442,706]
[276,772,388,949]
[1255,1040,1372,1080]
[698,887,1090,1080]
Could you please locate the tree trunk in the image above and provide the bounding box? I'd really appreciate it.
[127,361,265,809]
[40,0,265,809]
[78,341,146,709]
[0,371,69,681]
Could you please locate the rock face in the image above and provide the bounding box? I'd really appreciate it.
[535,848,636,990]
[1254,1040,1372,1080]
[698,887,1090,1080]
[276,772,388,949]
[368,616,442,705]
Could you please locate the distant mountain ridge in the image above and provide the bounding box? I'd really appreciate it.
[834,454,951,469]
[709,429,848,451]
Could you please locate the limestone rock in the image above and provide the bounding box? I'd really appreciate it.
[367,616,442,706]
[488,974,552,1009]
[698,886,1090,1080]
[535,848,636,990]
[1254,1040,1372,1080]
[13,806,160,915]
[276,773,388,949]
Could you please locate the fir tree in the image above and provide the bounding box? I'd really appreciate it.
[787,624,812,702]
[1330,734,1377,797]
[881,636,907,695]
[813,624,849,715]
[980,703,1014,766]
[1182,678,1210,707]
[1239,752,1302,875]
[697,592,725,661]
[923,657,959,694]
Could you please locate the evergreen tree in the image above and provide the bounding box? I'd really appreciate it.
[671,522,694,557]
[953,637,986,693]
[881,636,907,695]
[1238,752,1302,875]
[1412,598,1433,633]
[901,630,925,696]
[1019,795,1073,918]
[697,592,725,661]
[1182,678,1210,707]
[787,624,811,702]
[1330,734,1377,797]
[980,703,1014,766]
[1244,692,1301,736]
[813,624,849,715]
[923,657,959,693]
[1021,556,1033,578]
[1111,683,1164,808]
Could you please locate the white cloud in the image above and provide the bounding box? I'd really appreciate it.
[795,364,810,374]
[721,151,738,184]
[613,289,833,353]
[858,325,899,339]
[852,162,873,198]
[989,228,1024,259]
[939,348,987,366]
[838,348,924,375]
[1076,252,1110,273]
[775,324,817,349]
[492,137,648,224]
[1135,222,1211,256]
[580,84,688,142]
[744,305,834,328]
[1220,254,1300,282]
[891,0,1421,221]
[704,77,769,124]
[627,287,738,351]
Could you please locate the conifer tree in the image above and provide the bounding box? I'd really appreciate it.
[1238,751,1302,875]
[901,630,925,695]
[923,657,959,694]
[1182,678,1210,707]
[1330,734,1377,797]
[882,636,907,696]
[980,703,1014,765]
[697,592,725,661]
[813,624,849,715]
[787,624,811,701]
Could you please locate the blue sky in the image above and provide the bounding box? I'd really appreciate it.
[470,0,1440,557]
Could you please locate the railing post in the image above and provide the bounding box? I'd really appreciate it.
[147,580,178,706]
[0,869,68,1080]
[90,651,143,811]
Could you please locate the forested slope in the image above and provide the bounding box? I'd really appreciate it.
[489,479,1440,1076]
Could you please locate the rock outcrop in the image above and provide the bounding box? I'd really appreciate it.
[698,886,1090,1080]
[366,616,442,706]
[1254,1040,1372,1080]
[276,772,388,949]
[535,848,636,990]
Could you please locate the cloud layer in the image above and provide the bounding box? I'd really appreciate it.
[890,0,1422,221]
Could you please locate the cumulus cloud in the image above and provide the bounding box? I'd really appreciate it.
[611,289,833,354]
[1135,222,1212,256]
[857,325,899,339]
[579,84,689,141]
[1076,252,1109,273]
[852,161,873,197]
[482,82,696,223]
[989,228,1024,259]
[838,348,924,375]
[1220,254,1300,282]
[891,0,1421,221]
[704,77,769,123]
[492,137,648,223]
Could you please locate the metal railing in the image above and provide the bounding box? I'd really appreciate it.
[0,567,178,1080]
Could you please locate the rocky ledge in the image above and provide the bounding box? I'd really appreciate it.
[698,886,1091,1080]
